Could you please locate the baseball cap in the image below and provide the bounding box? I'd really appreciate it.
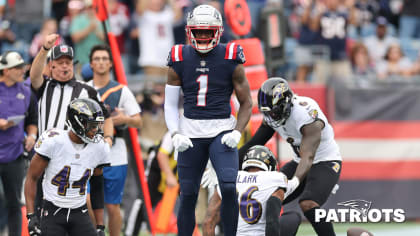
[0,51,26,70]
[51,45,74,60]
[376,16,388,26]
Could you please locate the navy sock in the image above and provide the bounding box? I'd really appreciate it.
[220,183,238,236]
[177,193,198,236]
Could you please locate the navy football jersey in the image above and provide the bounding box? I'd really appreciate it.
[319,11,348,61]
[167,43,245,120]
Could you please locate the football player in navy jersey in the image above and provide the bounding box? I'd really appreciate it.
[164,4,252,236]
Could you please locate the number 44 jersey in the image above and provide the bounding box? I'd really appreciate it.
[34,128,110,208]
[218,170,288,236]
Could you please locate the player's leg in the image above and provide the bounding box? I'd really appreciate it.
[1,155,25,236]
[68,204,98,236]
[40,201,69,236]
[177,138,210,236]
[299,161,342,236]
[279,211,302,236]
[103,165,128,236]
[209,131,239,236]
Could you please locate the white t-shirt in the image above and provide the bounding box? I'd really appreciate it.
[87,82,141,166]
[266,96,342,164]
[363,36,398,64]
[138,6,174,67]
[35,129,110,208]
[217,171,288,236]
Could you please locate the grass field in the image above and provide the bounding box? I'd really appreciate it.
[135,221,420,236]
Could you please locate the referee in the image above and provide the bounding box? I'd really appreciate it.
[29,33,113,234]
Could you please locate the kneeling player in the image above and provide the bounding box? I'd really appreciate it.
[203,145,288,236]
[24,98,111,236]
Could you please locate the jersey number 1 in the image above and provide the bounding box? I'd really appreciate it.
[196,75,208,106]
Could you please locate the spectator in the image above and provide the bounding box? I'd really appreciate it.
[353,0,380,37]
[7,0,44,44]
[310,0,356,83]
[364,16,398,64]
[350,42,375,76]
[59,0,85,48]
[376,43,414,79]
[399,0,420,39]
[0,51,38,236]
[29,19,58,60]
[70,0,105,67]
[294,0,321,83]
[136,0,182,84]
[108,0,130,53]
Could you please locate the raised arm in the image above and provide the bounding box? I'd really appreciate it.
[30,34,59,90]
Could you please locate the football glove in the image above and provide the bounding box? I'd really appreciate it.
[27,213,41,236]
[172,133,193,152]
[284,176,300,199]
[201,161,218,189]
[96,225,106,236]
[221,130,241,148]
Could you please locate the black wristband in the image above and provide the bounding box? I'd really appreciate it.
[43,45,50,51]
[96,225,105,231]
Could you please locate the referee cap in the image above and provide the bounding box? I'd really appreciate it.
[51,45,74,60]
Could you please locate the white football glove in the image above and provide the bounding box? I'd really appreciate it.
[221,130,241,148]
[201,161,218,189]
[172,133,193,152]
[284,176,300,199]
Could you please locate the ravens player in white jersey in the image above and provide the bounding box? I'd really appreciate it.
[203,145,289,236]
[24,98,111,236]
[238,77,342,236]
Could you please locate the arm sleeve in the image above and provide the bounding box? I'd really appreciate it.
[164,84,181,135]
[25,92,38,127]
[89,175,104,210]
[238,122,275,167]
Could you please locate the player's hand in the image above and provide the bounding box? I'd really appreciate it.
[27,213,41,236]
[201,161,218,189]
[221,130,241,148]
[44,33,59,50]
[96,225,106,236]
[284,176,300,199]
[172,133,193,152]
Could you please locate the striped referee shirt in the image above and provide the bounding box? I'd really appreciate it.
[33,77,109,134]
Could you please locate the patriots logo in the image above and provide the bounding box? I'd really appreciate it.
[337,199,372,216]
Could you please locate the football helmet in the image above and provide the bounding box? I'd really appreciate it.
[186,4,224,54]
[258,77,294,128]
[66,98,105,143]
[242,145,277,171]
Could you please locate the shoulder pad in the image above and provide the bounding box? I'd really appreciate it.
[170,44,184,62]
[224,42,246,64]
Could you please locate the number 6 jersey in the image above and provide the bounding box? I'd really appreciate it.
[217,170,288,236]
[34,128,111,208]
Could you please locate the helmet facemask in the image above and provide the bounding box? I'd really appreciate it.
[66,98,105,144]
[186,5,224,54]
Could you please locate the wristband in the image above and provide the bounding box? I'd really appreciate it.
[43,45,50,51]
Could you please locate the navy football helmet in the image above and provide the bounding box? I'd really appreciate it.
[242,145,277,171]
[66,98,104,143]
[258,77,294,128]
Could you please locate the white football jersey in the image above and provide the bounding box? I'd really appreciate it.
[265,96,342,164]
[217,171,288,236]
[34,129,111,208]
